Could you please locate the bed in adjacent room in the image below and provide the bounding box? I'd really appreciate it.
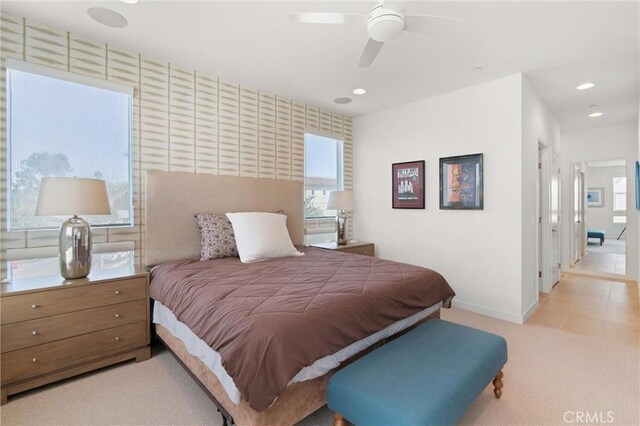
[145,170,455,426]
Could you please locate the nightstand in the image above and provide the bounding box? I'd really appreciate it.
[310,241,375,257]
[0,252,151,405]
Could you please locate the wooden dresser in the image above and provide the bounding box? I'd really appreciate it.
[310,241,375,257]
[0,255,150,405]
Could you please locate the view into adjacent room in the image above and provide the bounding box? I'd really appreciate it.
[572,159,627,276]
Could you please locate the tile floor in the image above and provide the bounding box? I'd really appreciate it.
[572,241,626,275]
[528,272,639,349]
[574,252,625,274]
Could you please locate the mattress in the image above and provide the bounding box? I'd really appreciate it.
[150,247,455,410]
[153,300,443,405]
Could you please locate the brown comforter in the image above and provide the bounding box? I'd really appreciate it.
[150,247,455,411]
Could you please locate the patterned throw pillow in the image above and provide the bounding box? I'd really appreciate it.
[193,213,239,260]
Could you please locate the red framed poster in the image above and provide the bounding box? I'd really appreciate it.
[392,160,425,209]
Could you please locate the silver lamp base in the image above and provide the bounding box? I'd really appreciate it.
[337,210,349,245]
[59,215,92,279]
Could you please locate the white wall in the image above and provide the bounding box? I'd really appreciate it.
[354,74,526,323]
[521,77,561,316]
[560,123,639,279]
[585,165,627,240]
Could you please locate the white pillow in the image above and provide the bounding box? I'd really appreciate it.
[225,212,304,263]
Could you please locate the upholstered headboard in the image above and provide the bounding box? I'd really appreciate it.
[144,170,304,266]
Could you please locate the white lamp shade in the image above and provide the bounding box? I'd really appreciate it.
[327,190,353,211]
[36,177,112,216]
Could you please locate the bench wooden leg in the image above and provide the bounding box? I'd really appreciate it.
[493,370,504,399]
[334,413,347,426]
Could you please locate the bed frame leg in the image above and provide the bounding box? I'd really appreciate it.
[493,370,504,399]
[334,413,347,426]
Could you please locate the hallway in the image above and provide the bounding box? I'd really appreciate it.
[528,272,639,349]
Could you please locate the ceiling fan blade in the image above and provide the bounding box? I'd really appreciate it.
[289,12,366,25]
[404,14,475,37]
[358,38,385,68]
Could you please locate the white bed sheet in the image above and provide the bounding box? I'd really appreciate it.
[153,300,442,405]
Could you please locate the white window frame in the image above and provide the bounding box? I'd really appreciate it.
[612,176,627,214]
[6,59,134,232]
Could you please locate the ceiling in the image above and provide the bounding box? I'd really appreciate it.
[2,1,638,131]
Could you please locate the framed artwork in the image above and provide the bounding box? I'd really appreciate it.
[636,161,640,210]
[392,160,425,209]
[439,153,483,210]
[587,187,604,207]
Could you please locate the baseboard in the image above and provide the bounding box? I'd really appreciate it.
[561,268,639,284]
[451,300,524,325]
[522,300,539,323]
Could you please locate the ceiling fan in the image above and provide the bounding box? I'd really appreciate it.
[289,1,474,68]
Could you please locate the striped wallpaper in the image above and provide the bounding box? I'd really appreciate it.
[0,13,353,278]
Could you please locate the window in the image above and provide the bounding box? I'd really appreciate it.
[613,177,627,213]
[304,133,343,244]
[7,60,133,231]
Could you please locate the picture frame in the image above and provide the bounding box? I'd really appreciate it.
[636,161,640,210]
[439,153,483,210]
[392,160,425,209]
[587,187,604,207]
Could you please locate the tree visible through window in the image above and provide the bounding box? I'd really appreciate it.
[7,62,133,230]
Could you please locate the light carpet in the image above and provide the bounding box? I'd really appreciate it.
[1,308,638,425]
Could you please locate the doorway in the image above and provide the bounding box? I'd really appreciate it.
[570,159,627,276]
[537,143,561,294]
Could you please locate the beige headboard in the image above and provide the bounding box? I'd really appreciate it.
[144,170,304,266]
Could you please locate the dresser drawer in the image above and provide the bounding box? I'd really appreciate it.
[1,300,147,353]
[1,321,147,385]
[341,245,374,256]
[1,278,146,325]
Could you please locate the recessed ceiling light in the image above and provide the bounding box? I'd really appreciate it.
[472,66,483,72]
[576,82,595,90]
[87,7,128,28]
[588,112,603,118]
[352,88,366,95]
[334,97,352,104]
[122,0,139,3]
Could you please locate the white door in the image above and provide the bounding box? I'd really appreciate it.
[579,171,587,257]
[550,152,561,285]
[573,166,582,264]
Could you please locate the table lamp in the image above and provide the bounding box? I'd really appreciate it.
[36,177,111,279]
[327,190,353,245]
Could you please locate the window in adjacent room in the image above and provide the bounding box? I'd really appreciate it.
[613,177,627,213]
[613,176,627,224]
[304,133,343,244]
[7,60,133,231]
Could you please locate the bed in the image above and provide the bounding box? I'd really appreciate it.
[145,170,455,425]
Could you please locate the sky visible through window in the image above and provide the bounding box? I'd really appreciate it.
[305,133,338,179]
[8,69,131,230]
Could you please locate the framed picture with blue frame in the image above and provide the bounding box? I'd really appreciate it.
[636,161,640,210]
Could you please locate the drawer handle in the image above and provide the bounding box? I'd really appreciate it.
[115,336,120,341]
[32,330,38,336]
[31,304,39,309]
[115,314,120,319]
[32,358,38,363]
[114,290,121,295]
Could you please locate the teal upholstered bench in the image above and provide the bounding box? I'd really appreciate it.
[587,229,605,246]
[327,319,508,426]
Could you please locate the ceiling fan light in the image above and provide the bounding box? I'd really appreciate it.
[367,7,405,42]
